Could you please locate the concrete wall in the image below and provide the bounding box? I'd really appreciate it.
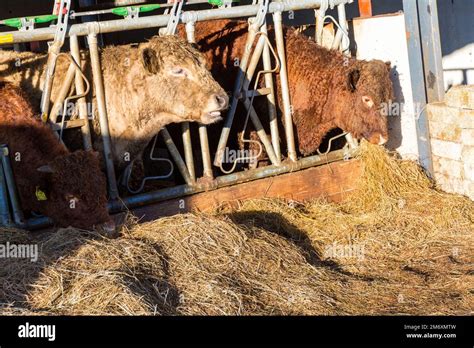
[427,85,474,200]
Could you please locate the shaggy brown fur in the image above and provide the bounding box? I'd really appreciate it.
[0,35,228,171]
[0,81,110,229]
[181,20,394,156]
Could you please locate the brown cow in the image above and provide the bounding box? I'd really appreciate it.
[183,20,394,156]
[0,35,229,171]
[0,81,112,230]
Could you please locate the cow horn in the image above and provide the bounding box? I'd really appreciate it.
[37,165,55,173]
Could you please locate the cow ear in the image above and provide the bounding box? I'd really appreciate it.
[141,48,160,75]
[37,164,55,173]
[347,69,360,92]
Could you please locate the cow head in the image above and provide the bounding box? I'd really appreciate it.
[138,35,229,125]
[337,60,394,145]
[36,151,112,231]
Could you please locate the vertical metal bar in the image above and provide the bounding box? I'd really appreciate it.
[315,8,325,46]
[181,21,196,182]
[40,47,60,121]
[214,22,260,167]
[418,0,445,102]
[332,3,350,54]
[261,23,281,161]
[87,33,120,199]
[0,146,24,225]
[181,123,196,181]
[403,0,434,176]
[49,63,76,124]
[161,128,194,185]
[358,0,373,18]
[273,11,297,162]
[0,161,12,226]
[70,34,93,150]
[240,32,279,165]
[186,21,214,179]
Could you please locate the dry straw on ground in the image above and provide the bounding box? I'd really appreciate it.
[0,142,472,315]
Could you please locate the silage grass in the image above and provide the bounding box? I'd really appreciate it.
[0,142,472,315]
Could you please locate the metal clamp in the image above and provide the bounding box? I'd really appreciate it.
[125,135,175,194]
[164,0,185,35]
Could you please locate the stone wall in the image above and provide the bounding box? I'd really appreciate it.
[427,85,474,200]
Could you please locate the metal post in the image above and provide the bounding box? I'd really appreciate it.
[0,145,24,225]
[49,63,76,124]
[87,33,120,199]
[214,22,260,167]
[181,123,196,182]
[0,161,12,226]
[40,0,71,121]
[417,0,445,102]
[314,0,328,45]
[70,34,93,150]
[240,30,280,166]
[403,0,434,176]
[331,3,350,54]
[358,0,372,18]
[186,21,214,179]
[273,11,297,162]
[161,128,194,186]
[260,23,281,161]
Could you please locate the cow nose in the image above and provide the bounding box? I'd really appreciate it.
[214,94,229,109]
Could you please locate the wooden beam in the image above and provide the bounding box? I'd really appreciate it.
[121,159,362,224]
[358,0,373,17]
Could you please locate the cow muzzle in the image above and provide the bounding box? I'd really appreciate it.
[201,93,229,124]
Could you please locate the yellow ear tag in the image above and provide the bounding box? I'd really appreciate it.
[35,186,47,201]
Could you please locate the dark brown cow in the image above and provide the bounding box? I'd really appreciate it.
[182,20,394,156]
[0,81,112,230]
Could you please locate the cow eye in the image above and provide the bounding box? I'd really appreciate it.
[171,67,187,77]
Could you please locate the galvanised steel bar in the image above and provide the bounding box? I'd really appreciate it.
[87,33,120,200]
[331,3,350,53]
[402,0,434,176]
[160,128,194,185]
[109,148,351,212]
[213,20,260,167]
[240,30,280,166]
[273,11,297,162]
[314,0,328,45]
[417,0,445,102]
[181,123,196,181]
[0,145,24,225]
[0,161,12,226]
[39,0,71,122]
[49,62,76,123]
[261,23,281,160]
[24,148,351,230]
[330,3,359,149]
[70,34,93,150]
[186,21,214,179]
[0,1,354,45]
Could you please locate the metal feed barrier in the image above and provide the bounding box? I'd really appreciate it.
[0,0,356,230]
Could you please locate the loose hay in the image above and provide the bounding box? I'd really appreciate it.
[0,142,472,315]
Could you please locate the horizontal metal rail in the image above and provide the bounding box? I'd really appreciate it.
[0,0,352,45]
[22,148,353,230]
